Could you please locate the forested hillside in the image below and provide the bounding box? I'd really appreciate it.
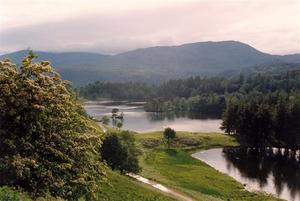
[80,66,300,113]
[2,41,300,85]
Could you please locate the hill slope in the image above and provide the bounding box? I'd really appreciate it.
[1,41,299,85]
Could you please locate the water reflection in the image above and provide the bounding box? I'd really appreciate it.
[193,148,300,201]
[223,148,300,200]
[146,111,220,122]
[84,101,222,133]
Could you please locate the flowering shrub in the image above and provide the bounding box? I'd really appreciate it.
[0,52,105,200]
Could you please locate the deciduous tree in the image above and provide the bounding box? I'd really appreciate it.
[163,127,176,148]
[0,52,105,200]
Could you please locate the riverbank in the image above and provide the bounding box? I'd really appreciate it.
[135,131,282,201]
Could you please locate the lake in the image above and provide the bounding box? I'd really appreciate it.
[192,148,300,201]
[84,101,222,133]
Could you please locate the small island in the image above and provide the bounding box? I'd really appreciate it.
[111,108,124,119]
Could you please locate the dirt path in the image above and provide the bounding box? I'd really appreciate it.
[128,173,194,201]
[99,123,107,133]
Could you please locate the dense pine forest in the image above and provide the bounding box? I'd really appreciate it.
[222,91,300,150]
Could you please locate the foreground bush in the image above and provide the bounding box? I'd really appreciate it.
[0,52,105,200]
[101,131,141,174]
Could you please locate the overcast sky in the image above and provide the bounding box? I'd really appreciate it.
[0,0,299,55]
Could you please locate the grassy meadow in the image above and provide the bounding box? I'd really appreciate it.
[0,170,175,201]
[97,170,176,201]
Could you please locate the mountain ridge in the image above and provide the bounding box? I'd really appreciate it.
[1,41,300,85]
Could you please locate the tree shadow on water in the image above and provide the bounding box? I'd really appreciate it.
[223,147,300,199]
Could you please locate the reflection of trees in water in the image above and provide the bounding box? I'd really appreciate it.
[146,111,182,122]
[186,112,221,119]
[223,148,300,199]
[145,111,220,122]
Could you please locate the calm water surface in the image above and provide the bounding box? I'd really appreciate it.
[192,148,300,201]
[84,101,222,132]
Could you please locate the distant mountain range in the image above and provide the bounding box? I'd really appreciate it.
[1,41,300,85]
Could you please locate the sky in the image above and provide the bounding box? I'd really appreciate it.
[0,0,299,55]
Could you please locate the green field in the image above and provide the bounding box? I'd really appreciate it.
[0,171,175,201]
[97,170,176,201]
[136,131,282,201]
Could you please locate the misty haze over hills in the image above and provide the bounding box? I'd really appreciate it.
[1,41,300,85]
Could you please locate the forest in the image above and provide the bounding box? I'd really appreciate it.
[222,91,300,150]
[80,70,300,111]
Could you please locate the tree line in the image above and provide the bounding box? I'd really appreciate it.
[79,81,154,101]
[144,72,300,115]
[222,91,300,151]
[80,70,300,116]
[80,71,300,101]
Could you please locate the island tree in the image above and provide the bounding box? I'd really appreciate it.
[101,115,110,125]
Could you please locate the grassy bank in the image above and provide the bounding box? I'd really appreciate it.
[135,131,282,201]
[135,131,238,151]
[97,170,176,201]
[0,171,175,201]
